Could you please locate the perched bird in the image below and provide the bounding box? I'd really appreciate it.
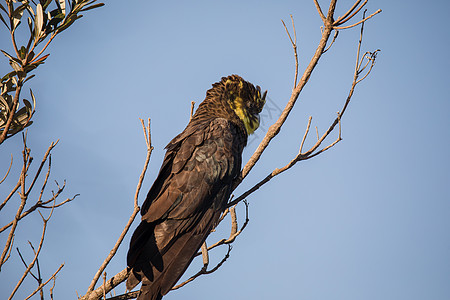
[126,75,266,300]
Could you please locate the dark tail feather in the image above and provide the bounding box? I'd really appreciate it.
[127,222,163,291]
[127,223,209,299]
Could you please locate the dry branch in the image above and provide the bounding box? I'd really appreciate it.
[83,1,381,298]
[81,119,153,300]
[23,263,64,300]
[229,9,379,208]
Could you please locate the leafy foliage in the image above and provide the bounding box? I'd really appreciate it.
[0,0,104,144]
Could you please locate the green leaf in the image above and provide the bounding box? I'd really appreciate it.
[18,46,27,60]
[12,4,26,30]
[23,98,34,116]
[13,106,31,126]
[80,2,104,12]
[55,14,77,33]
[1,72,17,83]
[43,0,53,10]
[1,50,15,61]
[23,74,35,84]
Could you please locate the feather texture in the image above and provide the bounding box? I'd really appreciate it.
[126,75,265,299]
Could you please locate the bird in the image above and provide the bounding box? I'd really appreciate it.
[126,74,266,300]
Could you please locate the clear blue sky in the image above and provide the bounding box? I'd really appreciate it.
[1,1,449,299]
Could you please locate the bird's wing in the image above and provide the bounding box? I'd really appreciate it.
[127,118,243,276]
[141,118,240,226]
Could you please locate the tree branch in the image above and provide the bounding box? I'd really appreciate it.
[82,119,153,299]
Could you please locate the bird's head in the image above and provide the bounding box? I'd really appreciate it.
[222,75,267,135]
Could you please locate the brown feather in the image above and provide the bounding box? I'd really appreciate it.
[127,75,265,299]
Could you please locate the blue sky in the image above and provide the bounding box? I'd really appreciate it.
[1,0,449,299]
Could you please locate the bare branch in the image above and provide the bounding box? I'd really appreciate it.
[172,245,232,291]
[103,272,107,300]
[206,201,249,249]
[333,9,381,30]
[235,1,338,190]
[8,212,49,299]
[23,263,64,300]
[229,10,379,207]
[313,0,326,22]
[83,119,153,297]
[334,0,364,25]
[0,193,78,234]
[299,116,313,154]
[281,15,299,88]
[323,30,339,53]
[26,141,59,196]
[0,181,20,212]
[80,268,130,300]
[1,135,30,269]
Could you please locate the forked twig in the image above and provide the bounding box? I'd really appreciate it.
[171,245,232,291]
[23,263,64,300]
[334,9,381,30]
[228,8,379,208]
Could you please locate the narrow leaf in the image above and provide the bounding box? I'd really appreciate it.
[18,46,27,60]
[25,4,35,19]
[0,3,7,14]
[80,3,104,12]
[59,0,66,16]
[0,12,9,29]
[23,74,35,84]
[29,89,36,110]
[10,60,21,72]
[27,16,34,34]
[0,95,9,111]
[1,50,21,64]
[35,3,44,40]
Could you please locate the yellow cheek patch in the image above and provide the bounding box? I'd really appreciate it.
[230,97,260,135]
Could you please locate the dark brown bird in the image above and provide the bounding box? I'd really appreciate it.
[126,75,266,300]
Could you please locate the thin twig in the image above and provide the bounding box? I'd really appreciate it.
[281,15,299,88]
[334,0,363,24]
[23,263,64,300]
[333,9,381,30]
[299,116,312,153]
[84,119,153,297]
[172,245,233,290]
[8,207,52,300]
[323,30,339,53]
[0,134,30,269]
[313,0,326,21]
[229,10,379,207]
[0,154,13,184]
[26,141,59,196]
[234,0,338,191]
